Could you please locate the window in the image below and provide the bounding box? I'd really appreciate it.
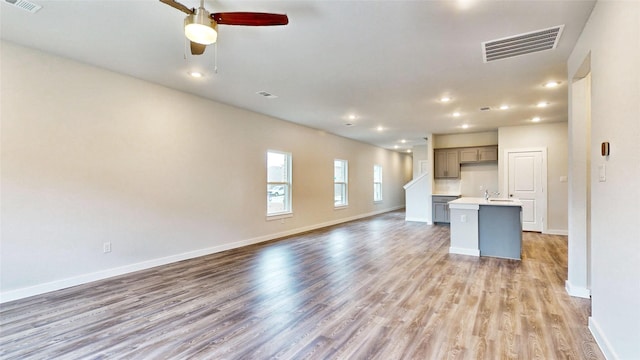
[334,159,348,207]
[374,164,383,202]
[267,150,292,216]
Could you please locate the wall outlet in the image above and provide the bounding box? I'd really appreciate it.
[103,242,112,253]
[460,214,467,223]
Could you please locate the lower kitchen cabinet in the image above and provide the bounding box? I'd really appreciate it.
[432,195,460,223]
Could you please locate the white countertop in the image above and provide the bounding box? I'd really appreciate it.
[432,193,461,197]
[448,197,523,207]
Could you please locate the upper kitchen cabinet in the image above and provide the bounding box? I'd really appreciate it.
[434,149,460,178]
[459,146,498,163]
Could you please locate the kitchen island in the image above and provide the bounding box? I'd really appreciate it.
[448,197,523,260]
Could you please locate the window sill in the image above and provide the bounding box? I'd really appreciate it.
[334,205,349,210]
[374,200,383,204]
[266,212,293,221]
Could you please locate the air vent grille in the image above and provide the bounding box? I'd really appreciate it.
[3,0,42,13]
[256,91,278,99]
[482,25,564,62]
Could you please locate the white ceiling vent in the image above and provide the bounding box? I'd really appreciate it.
[3,0,42,13]
[256,91,278,99]
[482,25,564,63]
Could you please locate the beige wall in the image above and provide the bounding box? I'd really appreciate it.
[498,122,569,233]
[433,131,499,197]
[433,131,498,149]
[567,2,640,358]
[411,143,428,180]
[459,163,499,198]
[0,42,412,300]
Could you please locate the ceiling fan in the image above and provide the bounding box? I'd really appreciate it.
[160,0,289,55]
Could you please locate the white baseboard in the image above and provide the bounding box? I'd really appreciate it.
[1,243,242,304]
[545,228,568,236]
[589,316,618,360]
[564,280,591,299]
[1,206,404,304]
[449,247,480,257]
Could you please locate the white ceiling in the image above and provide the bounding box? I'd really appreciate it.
[1,0,596,151]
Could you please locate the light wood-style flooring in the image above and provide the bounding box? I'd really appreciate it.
[0,211,603,359]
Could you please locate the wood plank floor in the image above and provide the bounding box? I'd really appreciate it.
[0,211,604,359]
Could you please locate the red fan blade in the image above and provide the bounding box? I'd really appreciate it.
[211,12,288,26]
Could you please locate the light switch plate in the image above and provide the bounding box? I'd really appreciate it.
[598,164,606,182]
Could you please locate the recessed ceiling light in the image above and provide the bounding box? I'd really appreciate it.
[376,126,384,132]
[456,0,474,10]
[394,145,399,149]
[461,124,469,129]
[440,96,451,103]
[532,117,541,122]
[537,102,549,108]
[400,139,407,143]
[348,114,357,120]
[544,81,560,88]
[189,71,203,78]
[406,149,412,153]
[453,112,461,117]
[499,105,509,110]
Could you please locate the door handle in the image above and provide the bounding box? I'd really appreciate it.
[509,194,513,197]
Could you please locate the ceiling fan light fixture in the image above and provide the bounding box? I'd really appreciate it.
[185,10,217,45]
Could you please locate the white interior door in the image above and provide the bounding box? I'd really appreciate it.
[507,150,545,232]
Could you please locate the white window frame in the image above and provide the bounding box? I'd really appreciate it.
[334,159,348,208]
[374,164,383,202]
[266,150,292,218]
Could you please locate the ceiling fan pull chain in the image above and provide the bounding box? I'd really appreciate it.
[214,42,218,74]
[183,38,187,60]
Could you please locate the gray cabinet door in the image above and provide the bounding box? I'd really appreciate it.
[433,202,448,222]
[459,148,478,163]
[434,150,460,178]
[459,146,498,163]
[445,151,460,178]
[478,146,498,161]
[432,195,459,223]
[434,150,448,178]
